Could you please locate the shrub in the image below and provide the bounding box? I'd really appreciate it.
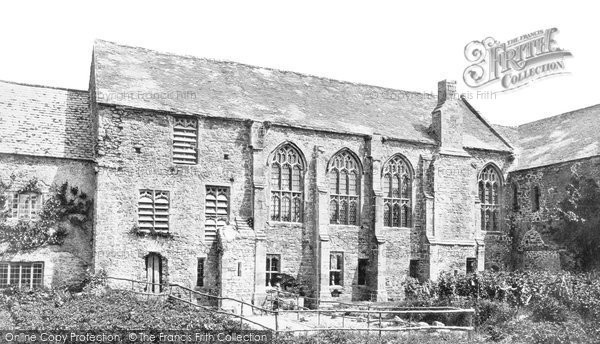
[531,296,568,323]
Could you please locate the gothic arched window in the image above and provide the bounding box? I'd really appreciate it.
[270,143,304,222]
[328,149,361,225]
[478,164,502,231]
[382,154,412,227]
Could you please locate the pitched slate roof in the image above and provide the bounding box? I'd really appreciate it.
[92,40,512,152]
[514,104,600,170]
[0,80,93,160]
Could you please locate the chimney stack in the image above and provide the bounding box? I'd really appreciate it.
[437,80,457,105]
[431,80,465,154]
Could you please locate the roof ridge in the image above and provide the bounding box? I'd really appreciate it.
[518,103,600,128]
[0,79,87,93]
[94,39,433,97]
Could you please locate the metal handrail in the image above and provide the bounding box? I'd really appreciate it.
[105,276,475,338]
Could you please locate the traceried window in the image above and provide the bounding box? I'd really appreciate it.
[478,164,502,231]
[205,186,229,243]
[328,150,361,225]
[0,262,43,289]
[382,155,412,227]
[270,144,304,222]
[138,190,170,231]
[8,193,43,220]
[265,254,280,287]
[329,252,344,286]
[173,116,198,164]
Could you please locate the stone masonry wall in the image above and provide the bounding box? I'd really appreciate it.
[93,105,252,297]
[0,154,95,288]
[507,156,600,270]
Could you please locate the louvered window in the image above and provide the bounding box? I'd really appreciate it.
[138,190,170,231]
[328,150,361,225]
[382,155,412,227]
[205,186,229,243]
[0,262,43,289]
[173,117,198,164]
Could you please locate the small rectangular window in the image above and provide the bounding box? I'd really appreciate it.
[173,116,198,164]
[329,252,344,286]
[197,258,205,287]
[237,262,242,277]
[205,186,230,243]
[8,193,44,220]
[357,259,368,285]
[0,262,43,289]
[138,190,170,231]
[466,258,477,274]
[266,254,280,287]
[409,259,419,278]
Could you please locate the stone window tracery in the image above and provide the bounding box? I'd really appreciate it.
[478,164,502,231]
[328,150,361,225]
[270,144,304,222]
[382,155,412,227]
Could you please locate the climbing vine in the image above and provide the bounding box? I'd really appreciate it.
[0,178,93,252]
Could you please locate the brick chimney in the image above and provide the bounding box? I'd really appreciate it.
[431,80,465,154]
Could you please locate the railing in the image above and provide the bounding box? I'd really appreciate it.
[270,289,475,338]
[106,277,475,339]
[105,277,277,332]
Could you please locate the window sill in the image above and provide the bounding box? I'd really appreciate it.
[329,224,361,228]
[267,221,304,227]
[383,226,412,230]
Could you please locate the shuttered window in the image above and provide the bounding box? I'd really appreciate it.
[205,186,229,243]
[173,117,198,164]
[0,262,43,289]
[138,190,170,231]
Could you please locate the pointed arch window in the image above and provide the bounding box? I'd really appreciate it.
[382,155,412,227]
[328,150,361,225]
[270,144,304,222]
[478,165,502,231]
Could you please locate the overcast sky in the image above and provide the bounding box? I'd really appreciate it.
[0,0,597,126]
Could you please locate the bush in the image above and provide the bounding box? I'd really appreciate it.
[476,300,514,326]
[531,296,569,323]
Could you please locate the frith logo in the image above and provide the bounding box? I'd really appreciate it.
[463,28,572,91]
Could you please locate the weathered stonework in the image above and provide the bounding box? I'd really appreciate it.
[1,40,598,303]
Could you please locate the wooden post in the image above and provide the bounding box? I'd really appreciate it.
[367,307,371,329]
[275,311,279,332]
[317,309,321,326]
[342,313,345,328]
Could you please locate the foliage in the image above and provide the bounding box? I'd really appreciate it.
[554,174,600,270]
[531,296,568,323]
[0,180,92,252]
[128,223,174,239]
[1,288,244,331]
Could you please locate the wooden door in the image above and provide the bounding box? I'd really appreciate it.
[146,253,161,293]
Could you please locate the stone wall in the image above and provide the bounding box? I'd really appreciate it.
[0,154,95,288]
[93,105,252,295]
[506,156,600,270]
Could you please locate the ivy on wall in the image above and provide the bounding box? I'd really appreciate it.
[0,177,93,252]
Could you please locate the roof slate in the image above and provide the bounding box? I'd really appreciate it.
[92,40,512,152]
[515,104,600,170]
[0,81,93,160]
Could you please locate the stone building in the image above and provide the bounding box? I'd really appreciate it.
[0,40,598,304]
